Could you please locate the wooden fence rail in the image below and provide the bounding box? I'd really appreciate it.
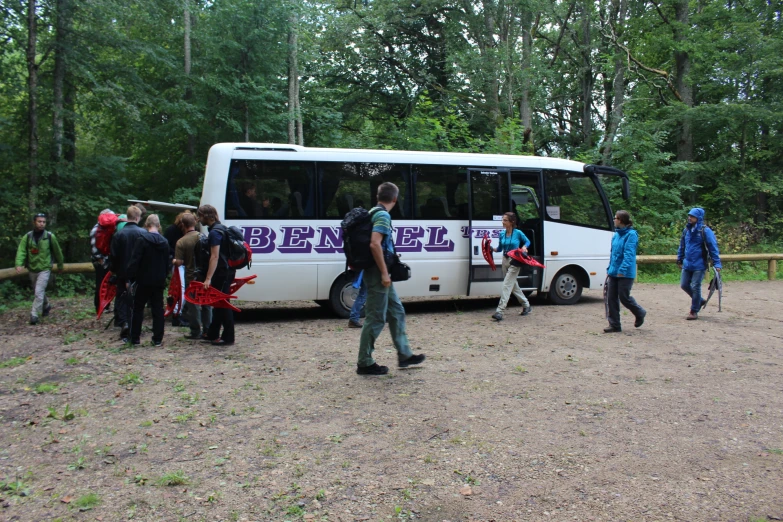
[1,254,781,282]
[637,254,783,280]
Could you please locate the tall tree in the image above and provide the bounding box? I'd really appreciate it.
[26,0,39,213]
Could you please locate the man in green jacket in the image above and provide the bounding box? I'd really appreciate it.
[15,213,65,325]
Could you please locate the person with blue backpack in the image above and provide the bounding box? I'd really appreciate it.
[677,207,722,320]
[603,210,646,333]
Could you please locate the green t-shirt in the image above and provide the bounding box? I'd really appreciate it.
[174,230,201,282]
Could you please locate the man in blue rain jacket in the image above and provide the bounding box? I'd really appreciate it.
[676,208,721,320]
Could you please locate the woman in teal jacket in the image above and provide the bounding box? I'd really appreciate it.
[604,210,646,333]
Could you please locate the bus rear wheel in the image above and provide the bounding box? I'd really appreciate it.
[329,272,357,319]
[548,270,582,305]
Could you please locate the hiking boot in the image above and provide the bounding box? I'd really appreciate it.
[399,354,426,368]
[634,311,646,328]
[491,312,503,321]
[30,315,39,325]
[120,323,130,340]
[603,326,622,333]
[686,311,698,320]
[699,298,707,310]
[43,304,51,317]
[520,306,532,316]
[153,340,162,347]
[348,320,363,328]
[356,363,389,375]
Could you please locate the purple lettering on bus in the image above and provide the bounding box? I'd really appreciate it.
[278,226,315,253]
[461,226,501,238]
[247,226,276,254]
[424,226,454,252]
[314,226,344,254]
[395,226,425,253]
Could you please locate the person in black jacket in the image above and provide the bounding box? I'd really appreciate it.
[126,214,170,346]
[109,205,145,340]
[197,204,235,346]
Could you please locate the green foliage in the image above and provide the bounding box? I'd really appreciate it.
[0,357,27,369]
[154,470,190,486]
[0,0,781,272]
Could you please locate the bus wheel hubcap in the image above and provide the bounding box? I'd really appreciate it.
[557,275,576,298]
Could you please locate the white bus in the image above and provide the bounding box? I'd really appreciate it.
[200,143,630,317]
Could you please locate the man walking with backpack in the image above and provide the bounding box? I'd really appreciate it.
[356,182,425,375]
[197,204,235,346]
[15,213,64,325]
[677,208,722,320]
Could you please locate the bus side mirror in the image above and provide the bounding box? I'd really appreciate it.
[622,178,630,200]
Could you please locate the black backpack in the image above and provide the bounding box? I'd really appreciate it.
[193,233,211,282]
[341,206,383,270]
[212,224,252,270]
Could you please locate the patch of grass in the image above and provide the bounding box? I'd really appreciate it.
[72,492,101,510]
[139,420,153,427]
[67,456,87,470]
[766,448,783,455]
[35,382,59,394]
[174,411,195,423]
[0,478,31,497]
[63,332,86,345]
[119,372,143,385]
[154,470,190,486]
[65,356,82,365]
[0,357,27,368]
[328,434,344,444]
[47,404,77,421]
[286,505,305,516]
[513,365,528,374]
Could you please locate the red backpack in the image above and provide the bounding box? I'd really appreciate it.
[95,213,120,256]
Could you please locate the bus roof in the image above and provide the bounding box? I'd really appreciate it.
[209,143,588,172]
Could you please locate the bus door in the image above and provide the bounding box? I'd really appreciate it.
[510,170,544,292]
[466,168,510,296]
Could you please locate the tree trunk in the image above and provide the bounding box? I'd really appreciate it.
[287,11,299,145]
[50,0,72,225]
[674,0,693,162]
[519,12,534,154]
[580,2,593,148]
[295,74,304,146]
[27,0,39,214]
[184,0,199,185]
[600,0,627,164]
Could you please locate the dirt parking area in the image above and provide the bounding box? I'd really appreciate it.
[1,281,782,522]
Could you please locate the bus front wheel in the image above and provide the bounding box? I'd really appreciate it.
[548,270,583,305]
[329,273,357,319]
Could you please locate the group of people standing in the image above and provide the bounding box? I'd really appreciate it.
[14,200,722,360]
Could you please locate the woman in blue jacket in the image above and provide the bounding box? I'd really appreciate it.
[604,210,646,333]
[490,212,532,321]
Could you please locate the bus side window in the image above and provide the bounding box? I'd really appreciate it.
[412,164,467,220]
[543,170,611,230]
[225,160,314,220]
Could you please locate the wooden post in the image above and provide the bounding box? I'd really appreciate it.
[769,260,777,281]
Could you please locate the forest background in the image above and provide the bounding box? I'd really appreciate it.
[1,0,782,286]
